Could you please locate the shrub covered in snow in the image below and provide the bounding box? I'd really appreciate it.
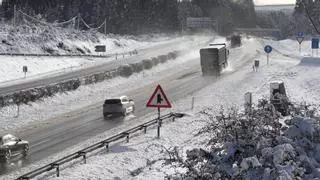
[142,59,153,69]
[158,55,169,63]
[174,101,320,179]
[118,64,133,77]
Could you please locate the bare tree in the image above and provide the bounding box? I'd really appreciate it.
[297,0,320,35]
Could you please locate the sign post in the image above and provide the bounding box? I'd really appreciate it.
[312,37,319,56]
[296,32,304,54]
[244,92,252,114]
[264,45,273,65]
[23,66,28,78]
[146,84,172,138]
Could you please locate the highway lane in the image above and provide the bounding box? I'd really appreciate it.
[0,58,211,175]
[0,37,207,95]
[0,39,259,177]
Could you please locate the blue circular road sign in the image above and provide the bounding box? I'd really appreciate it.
[264,45,272,53]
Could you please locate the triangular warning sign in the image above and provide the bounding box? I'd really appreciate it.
[146,85,172,108]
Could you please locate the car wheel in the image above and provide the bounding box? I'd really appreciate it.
[23,145,29,156]
[121,109,126,116]
[103,113,108,119]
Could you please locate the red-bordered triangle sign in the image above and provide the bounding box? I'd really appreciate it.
[146,85,172,108]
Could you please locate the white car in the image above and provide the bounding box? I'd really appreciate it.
[0,134,29,162]
[103,96,135,118]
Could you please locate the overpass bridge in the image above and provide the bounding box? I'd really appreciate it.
[234,28,281,38]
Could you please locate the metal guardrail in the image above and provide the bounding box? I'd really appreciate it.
[0,53,111,58]
[16,112,184,180]
[0,50,138,58]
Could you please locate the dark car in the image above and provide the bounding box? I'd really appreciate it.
[0,134,29,162]
[103,96,135,118]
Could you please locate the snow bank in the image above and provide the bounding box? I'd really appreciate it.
[300,57,320,66]
[179,106,320,179]
[0,23,174,55]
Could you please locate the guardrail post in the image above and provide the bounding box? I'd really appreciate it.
[191,97,195,110]
[105,142,109,152]
[126,133,130,143]
[51,163,60,177]
[78,152,86,164]
[143,125,147,134]
[157,119,162,139]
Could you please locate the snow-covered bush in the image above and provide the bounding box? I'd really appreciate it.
[152,57,160,66]
[177,100,320,179]
[130,62,144,73]
[142,59,153,69]
[118,64,133,77]
[158,55,169,63]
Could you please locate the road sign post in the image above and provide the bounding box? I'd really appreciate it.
[264,45,272,65]
[296,32,304,54]
[23,66,28,78]
[312,37,319,57]
[244,92,252,114]
[146,84,172,138]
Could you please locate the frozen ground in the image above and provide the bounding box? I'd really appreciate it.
[3,37,320,180]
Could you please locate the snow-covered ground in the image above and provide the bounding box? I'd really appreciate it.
[0,23,175,55]
[264,38,320,58]
[3,37,320,179]
[0,56,90,84]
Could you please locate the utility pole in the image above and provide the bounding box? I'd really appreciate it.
[104,18,107,35]
[216,19,219,34]
[13,5,16,27]
[77,13,80,30]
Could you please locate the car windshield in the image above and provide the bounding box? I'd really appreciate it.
[104,99,121,104]
[1,134,18,144]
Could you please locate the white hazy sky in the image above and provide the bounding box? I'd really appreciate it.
[255,0,296,5]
